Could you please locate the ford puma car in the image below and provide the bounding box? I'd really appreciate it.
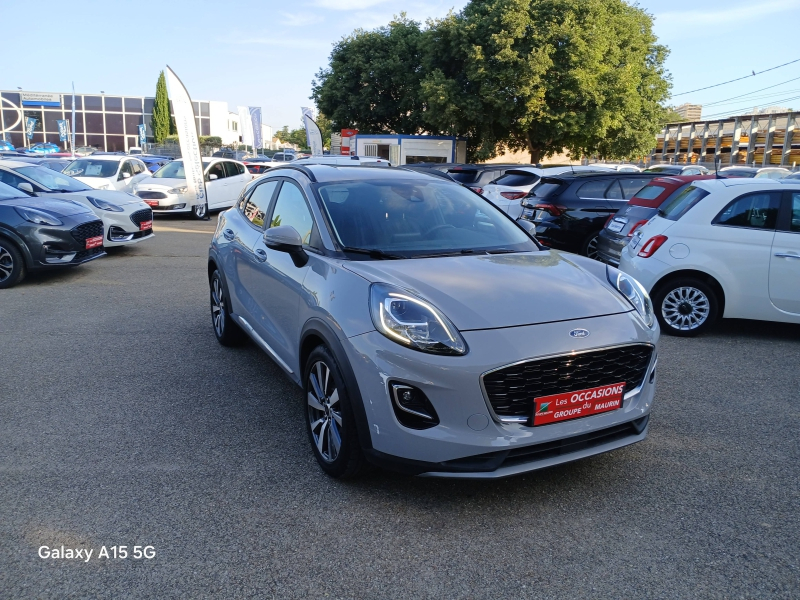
[0,181,105,289]
[0,161,153,247]
[208,165,660,479]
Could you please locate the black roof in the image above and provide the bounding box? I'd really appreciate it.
[540,171,657,183]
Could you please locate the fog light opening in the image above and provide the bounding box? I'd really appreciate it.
[389,382,440,430]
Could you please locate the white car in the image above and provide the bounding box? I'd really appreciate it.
[619,178,800,336]
[483,165,615,218]
[64,155,150,192]
[133,158,251,218]
[0,161,154,247]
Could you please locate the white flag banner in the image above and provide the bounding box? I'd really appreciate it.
[303,112,324,156]
[238,106,254,147]
[165,66,206,209]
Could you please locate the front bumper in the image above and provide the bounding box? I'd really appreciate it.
[20,216,107,270]
[102,207,155,247]
[345,311,658,478]
[135,190,190,213]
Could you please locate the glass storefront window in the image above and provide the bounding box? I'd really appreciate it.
[83,95,103,111]
[85,112,104,132]
[124,97,143,113]
[105,113,124,135]
[105,96,123,112]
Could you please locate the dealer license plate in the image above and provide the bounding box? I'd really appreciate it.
[144,200,159,207]
[608,219,626,233]
[140,220,152,231]
[533,382,625,426]
[85,236,103,249]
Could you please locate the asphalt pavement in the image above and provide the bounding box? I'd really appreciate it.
[1,216,798,599]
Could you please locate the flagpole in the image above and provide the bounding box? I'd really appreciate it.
[71,82,76,159]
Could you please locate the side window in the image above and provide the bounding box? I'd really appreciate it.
[206,162,226,181]
[714,192,780,230]
[576,180,611,199]
[131,161,143,175]
[119,161,133,179]
[241,180,278,228]
[620,178,652,199]
[135,160,147,174]
[223,161,240,178]
[605,181,624,199]
[0,169,36,192]
[269,182,314,245]
[789,193,800,233]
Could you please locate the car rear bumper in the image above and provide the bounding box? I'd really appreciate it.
[596,229,626,266]
[345,312,658,478]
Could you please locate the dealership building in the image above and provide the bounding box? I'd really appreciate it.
[0,89,271,152]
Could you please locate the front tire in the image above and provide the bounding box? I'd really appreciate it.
[210,270,245,346]
[0,239,25,289]
[192,202,209,220]
[305,346,368,479]
[581,231,601,260]
[653,278,719,337]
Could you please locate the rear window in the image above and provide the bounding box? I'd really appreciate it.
[659,185,709,221]
[629,184,668,207]
[494,172,540,187]
[530,182,563,198]
[447,169,479,184]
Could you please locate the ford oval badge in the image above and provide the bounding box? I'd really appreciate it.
[569,329,590,338]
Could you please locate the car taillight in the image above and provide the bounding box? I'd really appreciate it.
[604,215,615,228]
[637,235,668,258]
[532,203,566,216]
[627,219,649,237]
[470,186,483,195]
[500,191,527,200]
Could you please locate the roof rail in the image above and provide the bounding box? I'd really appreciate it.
[266,164,317,182]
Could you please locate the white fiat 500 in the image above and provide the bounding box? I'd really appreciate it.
[134,158,251,219]
[63,155,150,192]
[620,178,800,336]
[0,161,153,247]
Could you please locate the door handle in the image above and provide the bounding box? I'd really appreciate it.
[255,248,267,262]
[774,253,800,259]
[223,229,235,241]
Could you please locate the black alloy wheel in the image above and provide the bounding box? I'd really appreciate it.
[210,270,245,346]
[0,239,25,289]
[304,345,368,478]
[581,231,602,260]
[652,278,719,337]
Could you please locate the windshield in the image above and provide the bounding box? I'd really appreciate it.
[0,180,25,199]
[721,169,756,177]
[643,166,679,174]
[16,166,91,192]
[64,159,119,178]
[152,160,211,179]
[316,179,537,258]
[659,185,709,221]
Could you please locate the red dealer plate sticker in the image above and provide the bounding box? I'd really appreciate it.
[139,220,152,231]
[85,236,103,249]
[533,382,625,426]
[144,200,158,207]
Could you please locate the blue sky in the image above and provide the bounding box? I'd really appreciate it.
[3,0,799,131]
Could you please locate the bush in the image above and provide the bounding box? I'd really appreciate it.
[199,136,222,146]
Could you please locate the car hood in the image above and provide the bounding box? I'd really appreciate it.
[1,196,91,217]
[342,251,632,330]
[44,189,145,207]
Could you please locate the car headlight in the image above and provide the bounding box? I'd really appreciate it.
[168,186,188,194]
[15,206,63,226]
[96,183,111,190]
[369,283,467,355]
[87,196,124,212]
[606,265,654,328]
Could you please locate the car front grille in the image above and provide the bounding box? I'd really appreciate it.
[136,191,167,200]
[129,208,153,227]
[70,220,104,246]
[482,344,654,422]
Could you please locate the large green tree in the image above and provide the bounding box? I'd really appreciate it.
[312,15,427,134]
[151,71,172,144]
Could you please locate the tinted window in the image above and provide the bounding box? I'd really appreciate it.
[223,161,240,178]
[790,193,800,232]
[494,172,540,187]
[447,170,479,184]
[242,180,277,228]
[721,169,756,178]
[119,161,133,178]
[633,185,666,201]
[576,180,610,199]
[620,178,652,199]
[317,179,535,257]
[0,169,31,191]
[206,162,226,181]
[660,186,709,221]
[714,192,780,229]
[270,183,314,245]
[530,182,563,198]
[605,181,624,199]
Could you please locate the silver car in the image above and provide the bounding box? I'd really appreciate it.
[208,165,660,479]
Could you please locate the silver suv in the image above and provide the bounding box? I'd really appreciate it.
[208,165,659,478]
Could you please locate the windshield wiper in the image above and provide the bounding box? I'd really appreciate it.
[486,248,518,255]
[340,247,405,260]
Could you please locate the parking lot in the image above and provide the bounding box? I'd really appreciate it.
[1,217,798,599]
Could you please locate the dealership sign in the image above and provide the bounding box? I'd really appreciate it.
[21,92,61,107]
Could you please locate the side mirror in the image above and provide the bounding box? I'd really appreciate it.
[263,225,308,267]
[121,172,131,180]
[17,182,34,194]
[208,173,218,181]
[516,218,539,239]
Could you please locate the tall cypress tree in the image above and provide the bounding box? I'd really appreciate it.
[151,71,171,143]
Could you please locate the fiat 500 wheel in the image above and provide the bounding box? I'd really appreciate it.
[653,278,719,337]
[305,346,368,479]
